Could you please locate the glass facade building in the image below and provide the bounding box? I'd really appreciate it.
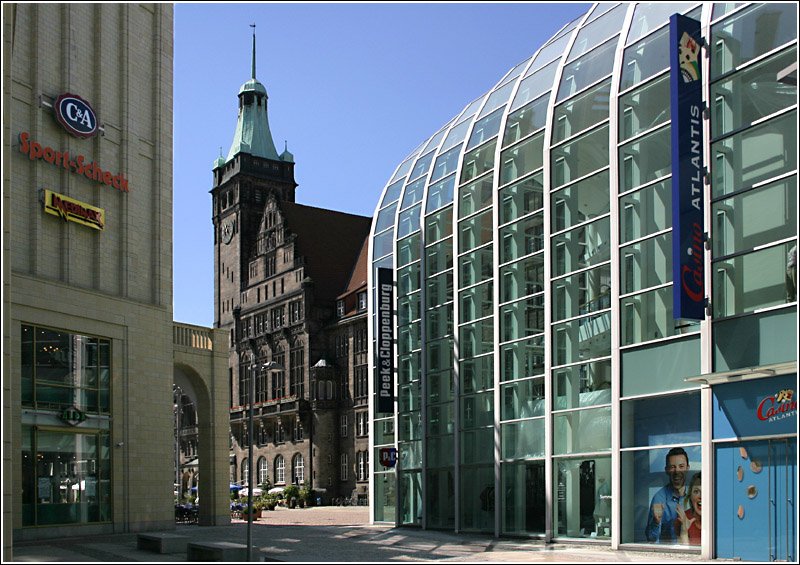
[367,3,797,560]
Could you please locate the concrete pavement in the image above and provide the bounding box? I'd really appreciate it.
[11,506,709,562]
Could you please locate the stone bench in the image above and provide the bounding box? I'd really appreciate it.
[137,532,190,554]
[187,541,248,562]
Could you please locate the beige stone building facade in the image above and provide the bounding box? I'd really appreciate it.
[1,4,224,558]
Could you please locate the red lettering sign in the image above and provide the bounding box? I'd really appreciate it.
[19,131,129,192]
[756,389,797,421]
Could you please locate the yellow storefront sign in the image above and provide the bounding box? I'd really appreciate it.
[42,189,105,230]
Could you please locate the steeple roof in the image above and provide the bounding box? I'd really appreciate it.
[223,25,279,164]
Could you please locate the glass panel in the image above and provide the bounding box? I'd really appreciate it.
[426,305,453,341]
[399,470,422,525]
[425,240,453,277]
[499,173,544,225]
[459,319,494,359]
[397,234,420,267]
[621,336,701,397]
[480,82,515,118]
[502,418,545,459]
[426,271,453,308]
[503,94,549,148]
[620,446,701,544]
[501,56,533,87]
[425,175,455,213]
[400,177,426,210]
[459,247,493,288]
[391,154,417,183]
[567,5,627,62]
[468,108,504,150]
[461,433,494,466]
[713,241,797,318]
[551,217,611,278]
[553,79,611,143]
[501,294,545,342]
[553,361,612,410]
[500,212,544,263]
[431,145,462,183]
[422,126,450,155]
[372,229,394,260]
[374,202,398,233]
[552,264,612,322]
[552,312,611,366]
[711,47,797,138]
[620,233,672,295]
[554,406,611,455]
[21,325,34,405]
[396,205,421,239]
[397,263,420,295]
[460,140,497,185]
[501,132,544,186]
[711,3,798,79]
[501,377,545,420]
[619,179,672,244]
[500,253,544,303]
[461,391,494,429]
[501,335,545,382]
[458,174,494,219]
[619,74,670,140]
[551,170,610,232]
[512,59,560,112]
[713,307,796,371]
[409,150,435,182]
[427,402,455,438]
[426,467,455,529]
[502,460,546,535]
[427,373,454,409]
[373,418,395,444]
[461,354,493,394]
[621,391,701,448]
[397,293,421,326]
[621,286,700,346]
[554,457,612,538]
[619,126,671,193]
[373,471,396,522]
[398,352,421,385]
[712,3,745,21]
[557,37,618,102]
[627,3,696,45]
[551,125,609,190]
[711,111,797,198]
[712,177,797,258]
[458,209,492,254]
[459,464,493,531]
[425,207,453,242]
[381,179,405,206]
[459,281,493,323]
[398,324,421,355]
[442,118,473,152]
[427,338,454,374]
[529,31,570,72]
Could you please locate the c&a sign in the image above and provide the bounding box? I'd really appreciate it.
[54,93,99,138]
[42,189,105,230]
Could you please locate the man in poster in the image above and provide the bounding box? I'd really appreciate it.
[645,447,690,543]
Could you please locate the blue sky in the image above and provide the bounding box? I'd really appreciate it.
[173,2,592,327]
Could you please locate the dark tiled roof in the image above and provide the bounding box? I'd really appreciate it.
[338,236,368,299]
[280,202,371,304]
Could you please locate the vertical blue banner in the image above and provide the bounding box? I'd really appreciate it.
[670,14,706,320]
[376,267,395,413]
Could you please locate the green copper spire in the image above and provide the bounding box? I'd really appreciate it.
[223,24,279,163]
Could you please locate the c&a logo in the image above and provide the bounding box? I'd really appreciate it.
[54,93,98,138]
[756,389,797,422]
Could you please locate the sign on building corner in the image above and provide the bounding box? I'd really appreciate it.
[376,268,395,414]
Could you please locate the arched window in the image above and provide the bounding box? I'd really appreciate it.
[292,453,305,484]
[274,455,285,484]
[257,457,268,486]
[241,458,249,485]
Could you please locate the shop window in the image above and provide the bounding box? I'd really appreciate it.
[554,456,612,539]
[502,460,545,535]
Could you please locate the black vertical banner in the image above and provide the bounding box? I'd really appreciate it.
[376,267,395,414]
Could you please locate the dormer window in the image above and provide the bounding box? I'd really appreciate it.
[357,292,367,311]
[336,300,345,317]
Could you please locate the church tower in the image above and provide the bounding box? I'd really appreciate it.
[211,26,297,330]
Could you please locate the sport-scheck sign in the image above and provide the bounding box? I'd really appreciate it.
[19,132,129,192]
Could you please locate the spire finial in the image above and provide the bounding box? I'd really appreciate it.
[250,23,256,79]
[284,140,288,151]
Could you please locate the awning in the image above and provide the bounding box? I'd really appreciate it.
[684,361,796,386]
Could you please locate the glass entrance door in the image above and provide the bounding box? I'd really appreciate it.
[715,438,796,561]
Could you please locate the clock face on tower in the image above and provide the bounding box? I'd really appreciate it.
[221,218,235,244]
